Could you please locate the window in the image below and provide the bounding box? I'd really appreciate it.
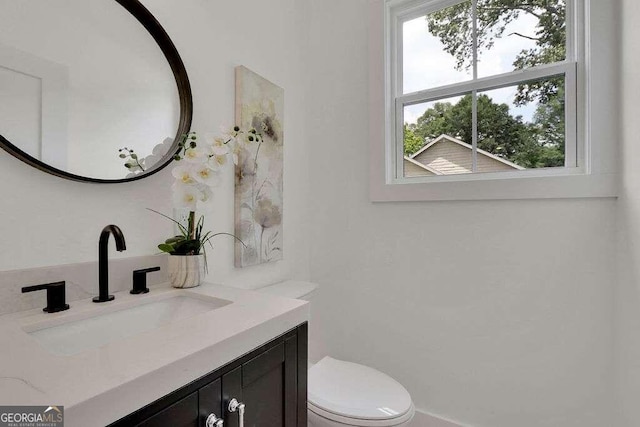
[389,0,577,182]
[376,0,617,201]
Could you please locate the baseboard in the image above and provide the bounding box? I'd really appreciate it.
[410,409,465,427]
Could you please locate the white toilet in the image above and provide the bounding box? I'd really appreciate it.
[258,281,415,427]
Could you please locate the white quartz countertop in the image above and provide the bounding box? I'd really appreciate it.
[0,283,309,427]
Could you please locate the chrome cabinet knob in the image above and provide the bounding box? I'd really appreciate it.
[228,398,245,427]
[205,413,223,427]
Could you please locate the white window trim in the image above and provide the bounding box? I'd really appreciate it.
[369,0,618,202]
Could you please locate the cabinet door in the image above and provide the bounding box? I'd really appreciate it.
[199,378,223,426]
[136,391,198,427]
[222,335,300,427]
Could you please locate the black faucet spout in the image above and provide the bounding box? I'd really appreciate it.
[93,224,126,303]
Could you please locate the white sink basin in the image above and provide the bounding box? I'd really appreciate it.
[25,294,231,356]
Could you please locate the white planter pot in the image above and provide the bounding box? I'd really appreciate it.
[167,254,205,288]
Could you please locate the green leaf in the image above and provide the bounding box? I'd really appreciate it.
[165,236,185,244]
[147,208,189,237]
[173,239,200,255]
[203,232,248,248]
[158,243,175,253]
[195,215,205,241]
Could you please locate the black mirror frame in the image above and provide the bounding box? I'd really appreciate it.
[0,0,192,184]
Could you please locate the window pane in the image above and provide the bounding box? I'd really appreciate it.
[476,0,567,78]
[402,76,566,178]
[403,94,474,177]
[402,1,473,94]
[408,0,567,84]
[476,76,566,171]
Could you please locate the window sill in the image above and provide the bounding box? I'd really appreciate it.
[369,172,618,202]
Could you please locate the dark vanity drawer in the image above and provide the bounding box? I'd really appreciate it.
[136,392,198,427]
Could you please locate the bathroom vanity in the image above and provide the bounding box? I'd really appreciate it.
[111,323,307,427]
[0,284,309,427]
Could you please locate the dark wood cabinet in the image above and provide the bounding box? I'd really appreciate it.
[110,323,307,427]
[136,392,199,427]
[198,379,222,426]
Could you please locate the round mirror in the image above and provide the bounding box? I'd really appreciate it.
[0,0,191,183]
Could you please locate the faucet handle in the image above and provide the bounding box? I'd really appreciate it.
[131,267,161,294]
[22,281,70,313]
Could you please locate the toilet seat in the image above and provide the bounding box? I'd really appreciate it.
[308,357,414,426]
[308,401,415,427]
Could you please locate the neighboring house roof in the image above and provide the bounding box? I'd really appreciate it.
[403,156,442,177]
[409,134,524,175]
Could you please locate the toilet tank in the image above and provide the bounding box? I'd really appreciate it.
[257,280,319,301]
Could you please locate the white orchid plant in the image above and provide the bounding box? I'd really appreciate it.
[151,127,263,256]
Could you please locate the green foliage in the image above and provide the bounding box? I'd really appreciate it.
[405,94,564,169]
[159,238,201,256]
[403,124,425,155]
[511,140,564,169]
[426,0,566,105]
[148,209,246,257]
[407,94,534,158]
[533,83,566,150]
[415,101,460,140]
[150,209,206,255]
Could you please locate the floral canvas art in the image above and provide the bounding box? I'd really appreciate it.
[234,66,284,267]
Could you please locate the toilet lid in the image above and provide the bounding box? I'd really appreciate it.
[308,357,412,420]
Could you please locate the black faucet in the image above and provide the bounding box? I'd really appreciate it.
[93,224,126,303]
[131,267,161,294]
[22,281,70,313]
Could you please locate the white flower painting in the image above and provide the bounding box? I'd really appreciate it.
[234,66,284,267]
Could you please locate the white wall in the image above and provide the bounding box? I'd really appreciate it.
[307,1,616,426]
[616,0,640,425]
[0,0,310,289]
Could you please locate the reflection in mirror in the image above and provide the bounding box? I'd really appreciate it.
[0,0,183,180]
